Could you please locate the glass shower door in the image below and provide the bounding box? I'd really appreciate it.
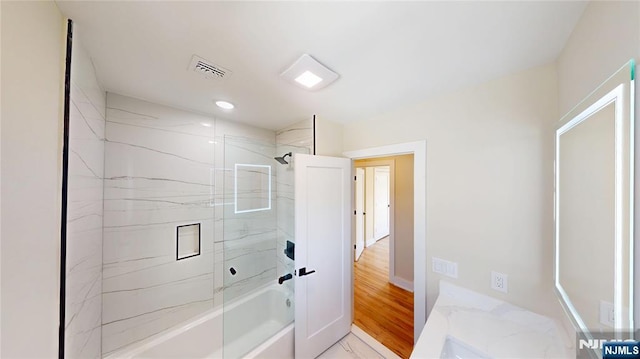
[222,136,283,358]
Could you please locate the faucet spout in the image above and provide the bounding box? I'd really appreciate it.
[278,273,293,284]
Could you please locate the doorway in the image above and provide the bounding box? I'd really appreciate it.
[353,155,414,358]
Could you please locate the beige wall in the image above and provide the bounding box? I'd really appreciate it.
[315,116,344,156]
[344,64,559,317]
[557,1,640,116]
[394,155,414,283]
[1,1,65,357]
[355,155,414,285]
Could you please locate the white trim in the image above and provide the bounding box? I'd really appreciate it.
[350,324,402,359]
[555,84,634,335]
[390,276,414,293]
[344,140,427,344]
[365,238,377,247]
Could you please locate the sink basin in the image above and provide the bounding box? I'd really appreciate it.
[440,336,491,359]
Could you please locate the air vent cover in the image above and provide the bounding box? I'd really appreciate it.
[189,55,231,79]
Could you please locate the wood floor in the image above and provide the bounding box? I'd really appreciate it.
[354,237,414,359]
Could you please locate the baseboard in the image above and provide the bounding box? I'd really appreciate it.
[351,324,402,359]
[365,238,377,247]
[390,276,414,292]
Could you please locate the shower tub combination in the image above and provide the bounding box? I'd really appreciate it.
[103,135,305,359]
[106,284,294,359]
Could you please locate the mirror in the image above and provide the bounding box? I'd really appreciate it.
[555,60,635,345]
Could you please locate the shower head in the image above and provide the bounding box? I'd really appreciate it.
[274,152,292,165]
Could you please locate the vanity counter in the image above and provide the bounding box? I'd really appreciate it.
[411,281,574,358]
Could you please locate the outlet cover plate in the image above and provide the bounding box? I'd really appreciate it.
[491,271,508,293]
[432,257,458,278]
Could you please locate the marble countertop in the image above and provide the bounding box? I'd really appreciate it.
[411,281,574,358]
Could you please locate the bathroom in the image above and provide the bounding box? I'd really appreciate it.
[2,1,639,358]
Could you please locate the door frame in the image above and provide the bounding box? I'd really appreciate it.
[344,140,427,343]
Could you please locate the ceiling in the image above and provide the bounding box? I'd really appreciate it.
[55,1,587,130]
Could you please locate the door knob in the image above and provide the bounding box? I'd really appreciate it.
[298,267,316,276]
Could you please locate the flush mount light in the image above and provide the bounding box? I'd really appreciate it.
[215,100,234,110]
[281,54,339,91]
[295,71,323,88]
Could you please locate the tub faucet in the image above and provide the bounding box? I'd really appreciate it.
[278,273,293,284]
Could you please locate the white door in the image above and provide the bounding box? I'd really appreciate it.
[373,167,390,240]
[355,168,365,261]
[295,154,352,359]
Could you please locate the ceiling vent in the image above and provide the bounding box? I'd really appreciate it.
[189,55,231,79]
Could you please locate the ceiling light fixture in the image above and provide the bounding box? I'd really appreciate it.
[281,54,339,91]
[215,100,234,110]
[295,71,323,88]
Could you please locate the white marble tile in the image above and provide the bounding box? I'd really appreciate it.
[101,95,289,355]
[276,119,314,149]
[318,333,385,359]
[65,38,105,359]
[273,127,312,303]
[411,281,573,359]
[103,94,217,354]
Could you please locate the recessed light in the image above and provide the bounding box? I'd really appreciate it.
[208,140,216,144]
[201,122,212,127]
[295,71,323,88]
[215,100,234,110]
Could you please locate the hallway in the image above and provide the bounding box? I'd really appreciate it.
[354,238,414,358]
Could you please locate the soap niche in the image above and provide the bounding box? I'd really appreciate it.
[177,223,201,260]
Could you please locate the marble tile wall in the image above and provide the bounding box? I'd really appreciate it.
[221,136,278,304]
[102,94,216,355]
[65,38,106,359]
[274,120,313,294]
[102,93,277,355]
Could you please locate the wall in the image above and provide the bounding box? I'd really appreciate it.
[343,64,559,318]
[355,155,414,286]
[275,119,313,294]
[392,155,414,284]
[66,35,106,358]
[102,93,216,354]
[314,116,343,156]
[102,93,277,355]
[557,1,640,116]
[1,1,65,357]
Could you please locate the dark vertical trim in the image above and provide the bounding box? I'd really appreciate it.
[312,114,316,155]
[59,19,73,359]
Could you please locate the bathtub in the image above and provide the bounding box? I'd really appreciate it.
[106,284,294,359]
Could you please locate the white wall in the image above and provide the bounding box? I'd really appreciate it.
[343,64,559,318]
[557,1,640,116]
[1,1,65,357]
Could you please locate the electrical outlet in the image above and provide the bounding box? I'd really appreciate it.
[491,271,508,293]
[599,300,614,327]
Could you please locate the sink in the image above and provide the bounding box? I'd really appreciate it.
[440,336,491,359]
